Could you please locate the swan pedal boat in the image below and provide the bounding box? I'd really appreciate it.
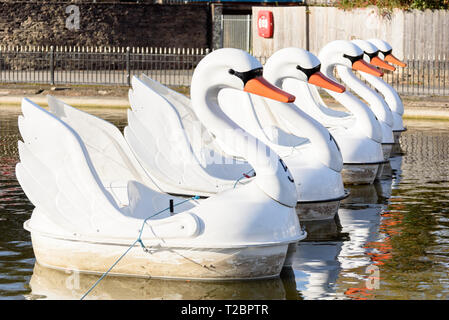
[366,38,408,155]
[126,63,346,220]
[17,49,307,280]
[280,41,387,185]
[217,48,348,221]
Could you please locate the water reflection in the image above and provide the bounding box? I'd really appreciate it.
[27,263,298,300]
[293,180,391,300]
[0,107,35,299]
[2,107,449,299]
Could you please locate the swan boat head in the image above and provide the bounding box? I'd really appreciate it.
[264,47,346,93]
[313,40,387,145]
[262,47,347,172]
[365,39,407,131]
[190,48,299,207]
[318,40,384,80]
[367,39,407,68]
[342,40,396,144]
[352,39,396,72]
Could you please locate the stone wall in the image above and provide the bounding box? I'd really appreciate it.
[0,3,211,48]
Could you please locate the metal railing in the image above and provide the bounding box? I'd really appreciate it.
[256,55,449,96]
[383,57,449,96]
[222,14,252,52]
[0,45,448,96]
[0,45,209,87]
[330,56,449,97]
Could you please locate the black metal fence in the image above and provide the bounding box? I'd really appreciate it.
[0,45,448,96]
[0,45,209,87]
[382,57,449,96]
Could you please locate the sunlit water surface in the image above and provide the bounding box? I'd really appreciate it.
[1,106,448,300]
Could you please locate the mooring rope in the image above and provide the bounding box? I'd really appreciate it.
[80,195,200,300]
[233,169,255,188]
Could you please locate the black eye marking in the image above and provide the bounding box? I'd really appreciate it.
[229,67,263,85]
[279,159,295,183]
[364,50,380,60]
[296,64,321,79]
[382,49,393,56]
[343,53,364,64]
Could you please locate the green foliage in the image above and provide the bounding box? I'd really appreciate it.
[335,0,449,10]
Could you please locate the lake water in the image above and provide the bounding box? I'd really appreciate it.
[1,106,448,300]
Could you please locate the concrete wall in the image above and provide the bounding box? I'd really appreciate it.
[252,6,449,60]
[0,3,211,48]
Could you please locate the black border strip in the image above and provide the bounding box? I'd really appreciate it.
[343,160,389,165]
[297,189,350,204]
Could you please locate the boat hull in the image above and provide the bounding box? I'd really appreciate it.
[381,143,393,160]
[30,232,292,280]
[392,128,406,155]
[341,163,379,185]
[375,160,391,180]
[295,196,346,221]
[29,262,291,300]
[282,242,297,268]
[393,130,402,144]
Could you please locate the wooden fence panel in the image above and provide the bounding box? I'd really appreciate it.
[252,7,307,57]
[252,6,449,60]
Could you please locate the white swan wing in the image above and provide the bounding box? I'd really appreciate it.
[47,95,165,206]
[139,73,192,117]
[17,98,147,238]
[138,74,235,166]
[18,98,201,242]
[126,76,228,194]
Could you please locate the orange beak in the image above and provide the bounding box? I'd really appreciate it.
[370,56,396,72]
[244,76,295,103]
[352,59,384,77]
[308,71,345,93]
[384,53,407,67]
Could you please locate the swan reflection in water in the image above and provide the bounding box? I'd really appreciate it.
[292,162,397,299]
[27,262,300,300]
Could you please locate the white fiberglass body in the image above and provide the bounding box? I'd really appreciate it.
[16,49,306,280]
[346,40,395,156]
[281,41,385,184]
[125,59,347,218]
[127,75,253,198]
[366,38,407,141]
[217,48,346,211]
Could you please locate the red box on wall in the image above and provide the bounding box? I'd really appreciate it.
[257,10,273,38]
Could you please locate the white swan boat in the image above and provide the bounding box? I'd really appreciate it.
[217,48,348,221]
[365,38,408,148]
[281,40,386,185]
[125,52,347,221]
[344,39,395,161]
[17,48,306,280]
